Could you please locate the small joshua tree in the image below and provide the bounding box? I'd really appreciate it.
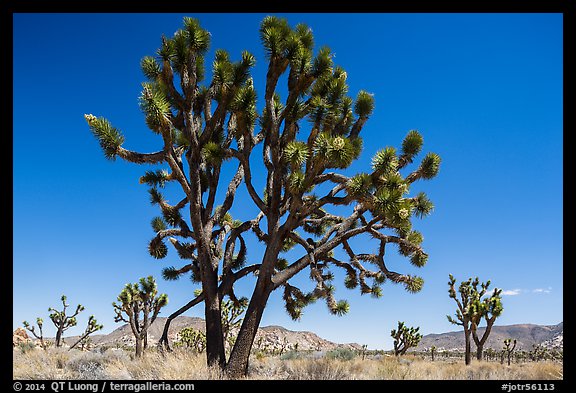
[502,338,516,366]
[278,337,290,356]
[447,275,474,365]
[221,297,249,347]
[391,321,422,356]
[80,336,93,351]
[23,318,46,350]
[69,316,104,350]
[470,284,503,361]
[430,345,436,361]
[360,344,368,360]
[530,344,549,362]
[484,347,497,362]
[49,295,85,347]
[447,274,503,364]
[113,276,168,357]
[178,327,206,353]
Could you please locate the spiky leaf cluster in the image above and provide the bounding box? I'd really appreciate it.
[412,192,434,218]
[399,130,423,166]
[413,152,441,181]
[346,173,373,198]
[372,147,398,175]
[282,285,317,321]
[403,275,425,293]
[313,133,361,169]
[283,141,309,169]
[139,82,172,133]
[354,91,375,118]
[84,115,124,160]
[140,169,170,188]
[201,142,226,165]
[148,237,168,259]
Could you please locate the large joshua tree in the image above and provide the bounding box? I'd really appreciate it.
[69,315,104,351]
[86,16,440,377]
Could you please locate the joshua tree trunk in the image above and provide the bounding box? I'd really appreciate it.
[55,329,63,348]
[202,265,226,368]
[135,337,144,357]
[464,327,472,365]
[204,296,226,368]
[226,231,282,377]
[472,318,495,361]
[476,343,484,361]
[226,280,272,378]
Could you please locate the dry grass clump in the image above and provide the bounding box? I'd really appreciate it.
[13,347,562,380]
[13,347,221,380]
[104,349,226,380]
[362,356,563,380]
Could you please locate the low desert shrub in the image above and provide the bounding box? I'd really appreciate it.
[326,347,356,361]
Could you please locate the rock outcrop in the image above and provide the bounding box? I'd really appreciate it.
[13,328,31,347]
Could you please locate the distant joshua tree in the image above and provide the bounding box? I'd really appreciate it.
[470,285,503,361]
[220,297,249,347]
[447,275,474,365]
[502,338,516,366]
[22,318,46,350]
[24,296,101,350]
[178,327,206,353]
[79,336,93,351]
[69,315,104,350]
[484,347,498,362]
[113,276,168,357]
[530,344,549,362]
[430,345,436,361]
[447,274,504,364]
[391,321,422,356]
[48,295,85,347]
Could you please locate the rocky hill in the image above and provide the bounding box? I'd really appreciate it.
[18,319,562,353]
[64,316,361,352]
[416,322,563,351]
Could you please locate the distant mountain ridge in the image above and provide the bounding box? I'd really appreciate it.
[40,318,562,352]
[416,322,563,351]
[65,316,362,352]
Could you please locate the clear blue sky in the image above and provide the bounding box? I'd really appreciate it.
[13,13,563,350]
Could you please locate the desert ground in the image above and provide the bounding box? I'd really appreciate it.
[13,346,562,380]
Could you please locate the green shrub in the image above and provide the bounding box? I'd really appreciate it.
[280,350,303,360]
[18,342,36,354]
[326,347,356,361]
